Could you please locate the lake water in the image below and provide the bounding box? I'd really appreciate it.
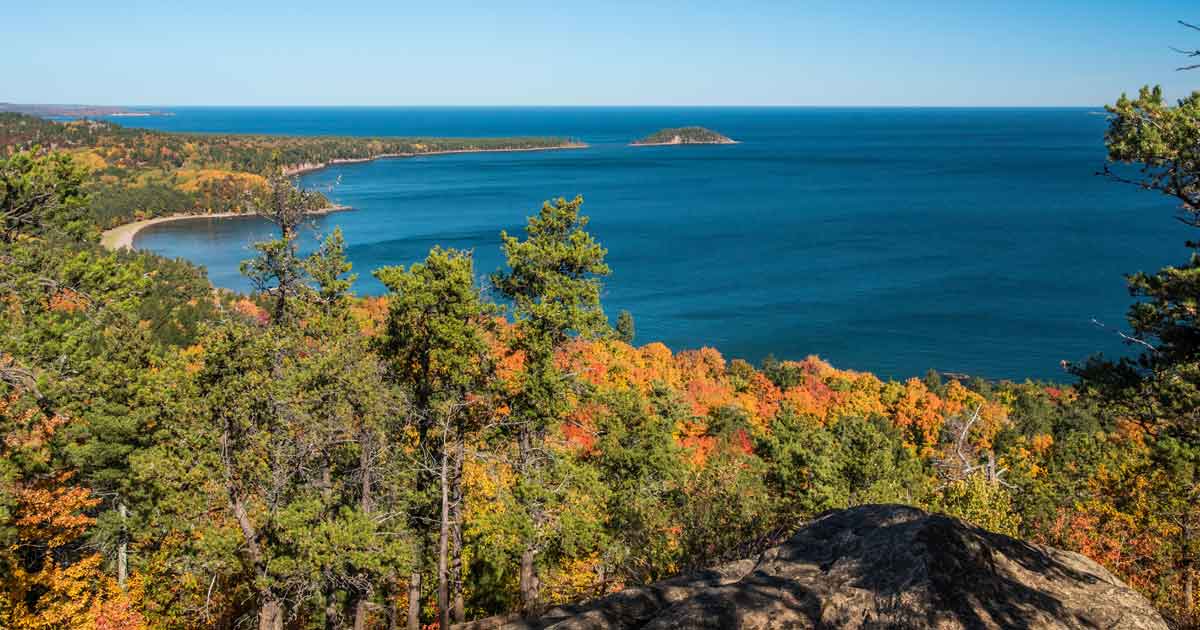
[125,107,1185,380]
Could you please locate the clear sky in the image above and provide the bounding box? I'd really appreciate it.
[2,1,1196,106]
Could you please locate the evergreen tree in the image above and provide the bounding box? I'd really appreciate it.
[1073,84,1200,615]
[615,310,635,345]
[490,196,610,614]
[0,150,93,244]
[375,247,497,629]
[240,170,323,323]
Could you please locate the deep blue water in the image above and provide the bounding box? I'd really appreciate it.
[125,107,1186,380]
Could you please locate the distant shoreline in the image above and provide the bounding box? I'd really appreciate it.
[99,205,351,251]
[283,142,590,177]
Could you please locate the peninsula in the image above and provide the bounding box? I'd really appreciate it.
[631,126,737,146]
[0,112,584,231]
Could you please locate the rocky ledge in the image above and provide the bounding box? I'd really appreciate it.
[462,504,1168,630]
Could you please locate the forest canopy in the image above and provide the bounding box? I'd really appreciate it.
[1,85,1200,629]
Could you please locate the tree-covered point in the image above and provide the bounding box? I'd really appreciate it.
[631,126,735,145]
[0,113,579,174]
[0,112,582,228]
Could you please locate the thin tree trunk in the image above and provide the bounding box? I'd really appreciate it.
[320,457,339,630]
[260,600,284,630]
[450,439,466,624]
[517,427,540,616]
[407,395,434,630]
[117,502,128,588]
[453,593,465,625]
[355,432,376,630]
[233,494,283,630]
[519,548,538,616]
[1185,518,1195,614]
[438,422,452,630]
[354,600,370,630]
[1187,571,1194,616]
[230,476,282,630]
[323,574,340,630]
[407,571,422,630]
[385,576,400,630]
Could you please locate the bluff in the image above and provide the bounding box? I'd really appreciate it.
[462,504,1168,630]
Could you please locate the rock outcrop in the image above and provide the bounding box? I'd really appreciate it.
[465,504,1168,630]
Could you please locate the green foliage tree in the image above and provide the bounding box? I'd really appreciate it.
[490,195,610,614]
[929,472,1021,537]
[240,170,324,323]
[1072,83,1200,615]
[375,247,497,629]
[0,149,93,243]
[583,387,686,585]
[615,310,635,345]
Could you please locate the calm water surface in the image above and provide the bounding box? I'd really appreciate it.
[126,107,1184,380]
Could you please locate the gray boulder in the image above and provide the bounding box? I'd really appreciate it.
[463,504,1168,630]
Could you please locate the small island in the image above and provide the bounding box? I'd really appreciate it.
[630,126,737,146]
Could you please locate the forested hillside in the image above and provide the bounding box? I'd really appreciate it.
[0,113,578,229]
[1,86,1199,630]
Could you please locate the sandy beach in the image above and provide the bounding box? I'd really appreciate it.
[100,205,351,251]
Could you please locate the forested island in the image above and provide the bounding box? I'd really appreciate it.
[2,84,1199,628]
[630,126,736,145]
[0,113,583,229]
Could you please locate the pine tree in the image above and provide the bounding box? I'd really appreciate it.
[1074,83,1200,617]
[490,196,610,615]
[376,247,497,629]
[615,310,635,345]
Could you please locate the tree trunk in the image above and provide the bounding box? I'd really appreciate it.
[323,577,340,630]
[259,599,284,630]
[406,571,421,630]
[1187,571,1194,615]
[519,547,538,617]
[230,484,282,630]
[354,438,375,630]
[231,488,277,625]
[450,439,466,624]
[517,427,540,617]
[1185,517,1195,614]
[117,502,128,589]
[438,440,451,630]
[453,593,465,625]
[385,576,400,630]
[354,600,370,630]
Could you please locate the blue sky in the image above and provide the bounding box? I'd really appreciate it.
[2,1,1196,106]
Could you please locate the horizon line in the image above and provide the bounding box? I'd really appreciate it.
[8,102,1109,110]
